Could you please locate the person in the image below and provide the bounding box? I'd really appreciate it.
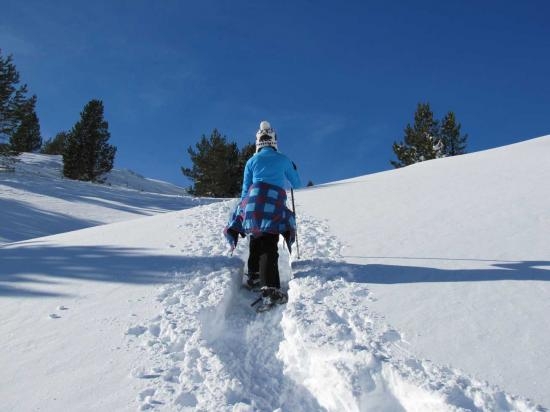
[224,120,302,305]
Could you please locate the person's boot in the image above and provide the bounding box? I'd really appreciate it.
[245,272,261,291]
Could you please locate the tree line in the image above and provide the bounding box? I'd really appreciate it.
[183,106,469,198]
[3,49,469,195]
[1,50,116,182]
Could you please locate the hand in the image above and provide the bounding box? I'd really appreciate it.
[227,228,239,245]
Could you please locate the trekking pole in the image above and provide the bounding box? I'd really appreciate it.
[290,188,300,259]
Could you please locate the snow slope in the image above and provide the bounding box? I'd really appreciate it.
[1,137,549,411]
[0,153,214,244]
[295,135,550,408]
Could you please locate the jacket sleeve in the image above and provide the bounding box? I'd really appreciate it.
[285,158,302,189]
[240,159,253,200]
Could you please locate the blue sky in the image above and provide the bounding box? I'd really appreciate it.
[2,0,549,187]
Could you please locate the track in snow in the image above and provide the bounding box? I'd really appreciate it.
[125,201,545,411]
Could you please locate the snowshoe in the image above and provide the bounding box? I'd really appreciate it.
[251,287,288,313]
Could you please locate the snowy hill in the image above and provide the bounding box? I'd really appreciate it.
[1,138,549,411]
[295,135,550,409]
[0,153,214,244]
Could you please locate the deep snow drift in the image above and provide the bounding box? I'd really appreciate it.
[1,138,549,411]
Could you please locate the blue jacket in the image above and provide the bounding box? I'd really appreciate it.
[240,147,302,200]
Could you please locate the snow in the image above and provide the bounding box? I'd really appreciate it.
[1,138,549,411]
[295,135,550,408]
[0,153,214,244]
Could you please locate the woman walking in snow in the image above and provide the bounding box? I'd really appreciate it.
[225,120,302,306]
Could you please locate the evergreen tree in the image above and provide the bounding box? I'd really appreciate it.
[1,50,40,154]
[391,102,440,168]
[182,129,243,197]
[239,142,256,165]
[9,95,42,153]
[63,100,116,182]
[1,51,21,141]
[235,142,257,194]
[440,111,467,156]
[0,50,41,154]
[41,131,68,155]
[62,130,82,179]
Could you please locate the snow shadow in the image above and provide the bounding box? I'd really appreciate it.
[0,243,236,298]
[0,197,104,244]
[291,258,550,284]
[1,179,221,244]
[0,178,211,215]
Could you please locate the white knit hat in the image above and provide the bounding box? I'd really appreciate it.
[255,120,277,152]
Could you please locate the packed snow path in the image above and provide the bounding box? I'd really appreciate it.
[126,201,544,411]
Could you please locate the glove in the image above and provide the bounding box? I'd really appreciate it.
[225,228,244,248]
[227,228,238,246]
[282,231,295,254]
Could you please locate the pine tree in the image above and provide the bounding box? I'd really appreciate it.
[1,50,40,154]
[440,111,467,156]
[239,142,256,165]
[1,51,21,141]
[9,96,42,153]
[63,100,116,182]
[391,102,440,168]
[62,130,81,179]
[41,131,68,155]
[182,129,244,197]
[235,142,257,195]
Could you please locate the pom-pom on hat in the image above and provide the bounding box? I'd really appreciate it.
[255,120,277,152]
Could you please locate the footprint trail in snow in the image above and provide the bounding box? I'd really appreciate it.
[126,200,545,411]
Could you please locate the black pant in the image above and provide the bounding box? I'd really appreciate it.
[248,233,280,288]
